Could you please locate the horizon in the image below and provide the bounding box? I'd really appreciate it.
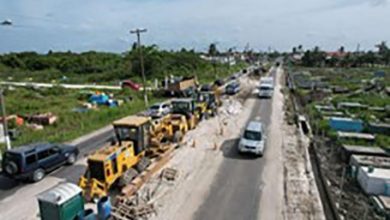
[1,0,389,53]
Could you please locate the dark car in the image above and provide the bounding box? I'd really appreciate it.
[214,79,225,87]
[225,81,241,95]
[2,143,79,182]
[200,84,213,92]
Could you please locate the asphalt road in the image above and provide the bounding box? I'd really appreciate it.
[193,69,277,220]
[0,127,114,200]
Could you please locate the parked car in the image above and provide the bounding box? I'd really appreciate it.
[214,79,225,87]
[200,84,213,92]
[2,143,79,182]
[238,121,266,156]
[225,81,241,95]
[120,80,141,91]
[148,103,171,118]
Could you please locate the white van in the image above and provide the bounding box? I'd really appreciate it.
[258,77,274,98]
[238,121,266,156]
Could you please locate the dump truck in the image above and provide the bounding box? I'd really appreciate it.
[78,115,185,202]
[163,76,198,97]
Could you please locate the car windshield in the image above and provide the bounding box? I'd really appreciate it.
[87,160,105,181]
[114,126,138,142]
[244,130,262,141]
[260,87,272,90]
[150,105,160,110]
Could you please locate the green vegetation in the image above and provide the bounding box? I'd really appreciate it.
[292,65,389,148]
[0,47,246,85]
[292,41,390,67]
[2,88,162,149]
[0,48,247,151]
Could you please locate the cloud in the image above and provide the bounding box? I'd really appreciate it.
[0,0,389,52]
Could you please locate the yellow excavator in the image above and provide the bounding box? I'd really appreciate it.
[78,115,186,201]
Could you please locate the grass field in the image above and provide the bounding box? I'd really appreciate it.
[0,63,247,151]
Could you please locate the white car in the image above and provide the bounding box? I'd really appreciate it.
[238,121,266,156]
[148,103,171,118]
[258,77,274,98]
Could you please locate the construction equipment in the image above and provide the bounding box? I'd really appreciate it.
[163,76,198,97]
[195,84,222,118]
[170,98,201,130]
[78,115,180,202]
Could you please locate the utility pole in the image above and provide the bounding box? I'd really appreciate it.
[130,28,148,106]
[0,89,11,150]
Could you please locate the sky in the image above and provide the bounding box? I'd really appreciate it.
[0,0,389,53]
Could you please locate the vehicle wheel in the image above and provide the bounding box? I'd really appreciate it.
[136,157,150,173]
[4,161,18,175]
[32,169,45,182]
[202,112,209,121]
[173,131,183,143]
[118,168,138,187]
[66,153,77,165]
[211,108,217,117]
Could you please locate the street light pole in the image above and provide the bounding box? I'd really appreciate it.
[130,28,148,106]
[0,90,11,150]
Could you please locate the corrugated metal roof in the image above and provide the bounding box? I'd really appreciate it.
[37,183,82,206]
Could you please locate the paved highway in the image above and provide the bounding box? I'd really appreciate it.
[193,66,284,220]
[0,66,260,219]
[0,126,114,219]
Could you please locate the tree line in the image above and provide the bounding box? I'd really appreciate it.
[292,41,390,67]
[0,46,215,82]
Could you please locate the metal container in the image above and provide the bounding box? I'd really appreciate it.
[97,196,111,220]
[329,117,364,132]
[37,183,84,220]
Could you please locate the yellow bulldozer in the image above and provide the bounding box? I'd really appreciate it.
[78,115,186,201]
[170,98,202,130]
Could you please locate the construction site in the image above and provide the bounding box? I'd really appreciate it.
[1,1,390,219]
[0,61,330,220]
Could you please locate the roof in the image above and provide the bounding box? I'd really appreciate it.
[37,183,81,205]
[351,155,390,168]
[337,131,375,140]
[342,144,387,155]
[314,105,335,111]
[330,117,362,122]
[360,166,390,180]
[113,115,149,126]
[337,102,368,108]
[8,142,53,154]
[88,145,120,161]
[246,121,263,132]
[369,122,390,129]
[171,98,193,102]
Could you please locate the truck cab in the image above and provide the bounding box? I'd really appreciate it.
[79,116,151,201]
